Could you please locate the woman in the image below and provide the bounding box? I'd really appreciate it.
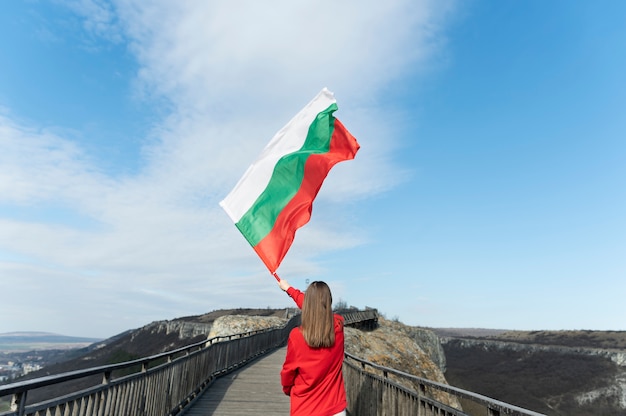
[278,279,347,416]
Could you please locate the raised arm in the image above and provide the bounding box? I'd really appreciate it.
[278,278,304,309]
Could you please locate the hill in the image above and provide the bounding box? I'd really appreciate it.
[0,332,101,352]
[12,308,290,374]
[7,314,624,415]
[490,329,626,349]
[0,308,297,405]
[433,328,626,416]
[2,308,458,411]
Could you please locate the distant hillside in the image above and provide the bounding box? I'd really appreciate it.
[492,329,626,350]
[436,329,626,416]
[0,332,101,352]
[2,308,292,405]
[432,328,626,350]
[2,308,460,411]
[7,316,624,415]
[431,328,508,338]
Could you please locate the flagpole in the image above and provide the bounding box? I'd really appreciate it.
[272,272,281,282]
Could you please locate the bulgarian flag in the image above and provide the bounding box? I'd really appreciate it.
[219,88,360,275]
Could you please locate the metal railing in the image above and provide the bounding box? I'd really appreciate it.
[0,309,544,416]
[341,308,379,329]
[0,315,301,416]
[343,353,547,416]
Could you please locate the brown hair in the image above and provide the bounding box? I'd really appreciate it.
[301,281,335,348]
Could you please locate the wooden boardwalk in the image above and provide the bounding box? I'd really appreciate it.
[182,347,291,416]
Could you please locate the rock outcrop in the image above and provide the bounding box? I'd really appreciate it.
[135,320,214,341]
[344,318,446,379]
[208,315,288,339]
[344,317,459,409]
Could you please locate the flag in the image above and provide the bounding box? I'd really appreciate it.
[220,88,360,273]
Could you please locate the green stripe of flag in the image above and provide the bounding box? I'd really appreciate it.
[235,103,338,247]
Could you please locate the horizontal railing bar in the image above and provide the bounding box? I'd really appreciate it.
[20,339,262,415]
[344,353,546,416]
[0,327,276,397]
[1,316,303,416]
[343,359,470,416]
[2,309,542,416]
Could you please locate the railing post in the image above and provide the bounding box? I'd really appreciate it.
[344,351,546,416]
[2,310,544,416]
[0,313,306,416]
[11,391,27,416]
[102,370,112,384]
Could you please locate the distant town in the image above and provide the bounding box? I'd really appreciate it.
[0,332,101,384]
[0,356,43,382]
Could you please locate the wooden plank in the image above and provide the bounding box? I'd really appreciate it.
[183,347,290,416]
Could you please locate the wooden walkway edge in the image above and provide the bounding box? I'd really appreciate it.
[181,347,291,416]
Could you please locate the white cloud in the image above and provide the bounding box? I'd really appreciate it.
[0,0,454,337]
[60,0,125,44]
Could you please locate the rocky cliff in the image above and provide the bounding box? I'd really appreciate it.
[343,317,459,408]
[442,336,626,366]
[207,314,289,338]
[131,320,213,341]
[207,314,449,383]
[441,337,626,415]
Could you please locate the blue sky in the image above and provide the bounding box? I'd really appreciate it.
[1,1,624,338]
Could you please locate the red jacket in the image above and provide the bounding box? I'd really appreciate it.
[281,287,347,416]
